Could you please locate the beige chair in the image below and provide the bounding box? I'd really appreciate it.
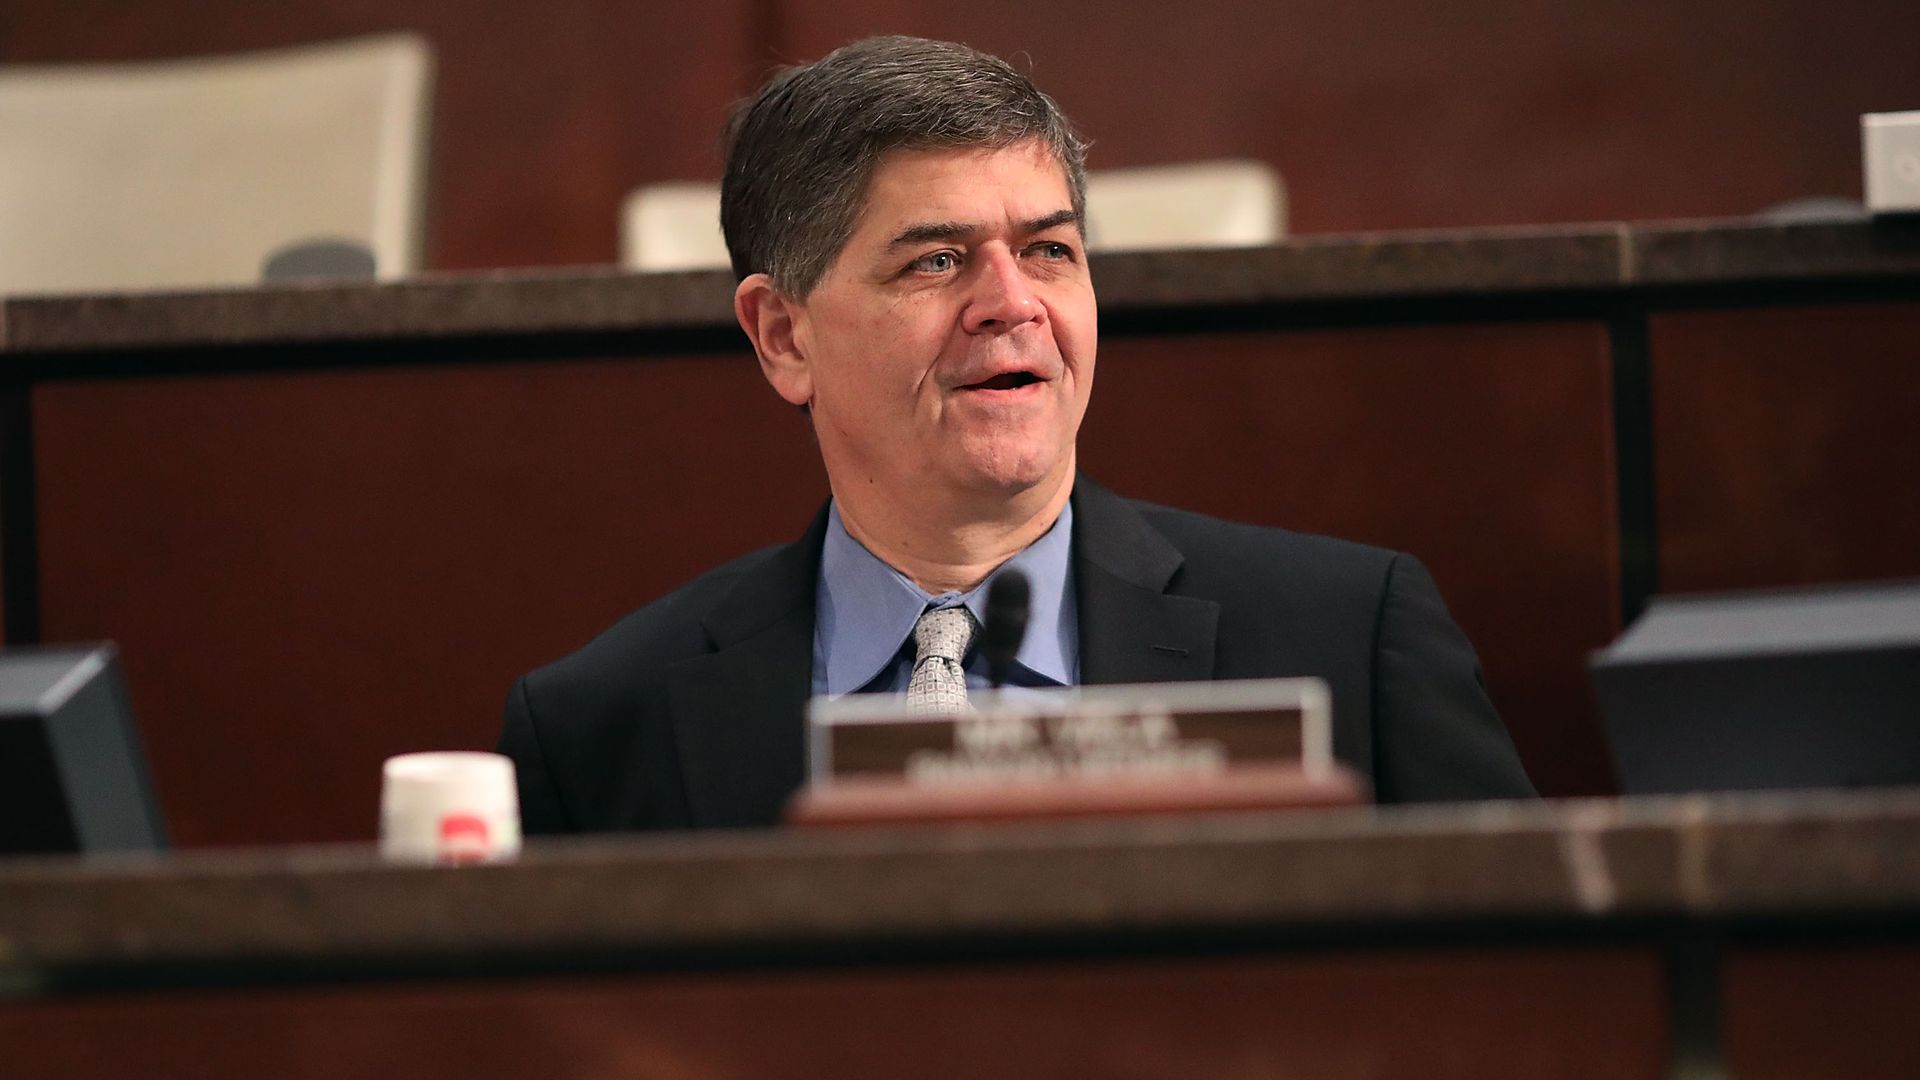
[618,159,1285,273]
[619,182,726,272]
[1082,160,1285,251]
[0,33,433,295]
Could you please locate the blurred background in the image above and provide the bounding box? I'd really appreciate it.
[7,0,1916,270]
[8,12,1920,1077]
[5,1,1920,848]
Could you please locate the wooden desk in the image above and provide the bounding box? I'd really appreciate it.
[4,791,1920,1078]
[2,219,1918,843]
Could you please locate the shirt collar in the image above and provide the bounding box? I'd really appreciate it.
[816,500,1077,695]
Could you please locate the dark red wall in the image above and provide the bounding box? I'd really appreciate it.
[6,1,1917,268]
[1652,302,1920,594]
[1080,322,1621,797]
[3,951,1669,1079]
[33,354,827,846]
[781,1,1920,235]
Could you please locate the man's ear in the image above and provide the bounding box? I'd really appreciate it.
[735,273,812,407]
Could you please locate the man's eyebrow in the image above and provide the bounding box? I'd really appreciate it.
[884,209,1082,250]
[887,221,978,249]
[1020,209,1081,234]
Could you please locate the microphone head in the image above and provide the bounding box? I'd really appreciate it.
[982,569,1031,689]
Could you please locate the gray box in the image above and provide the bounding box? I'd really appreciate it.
[1592,581,1920,795]
[1864,110,1920,213]
[1,644,167,854]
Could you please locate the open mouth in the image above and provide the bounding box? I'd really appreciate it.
[962,371,1043,391]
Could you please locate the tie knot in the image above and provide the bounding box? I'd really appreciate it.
[912,605,978,665]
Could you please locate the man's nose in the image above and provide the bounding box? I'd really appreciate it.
[962,249,1042,334]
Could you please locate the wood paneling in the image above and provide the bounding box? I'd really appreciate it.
[2,949,1666,1079]
[32,355,826,846]
[11,0,1914,822]
[1080,321,1620,796]
[780,0,1920,235]
[30,321,1618,846]
[1725,946,1920,1079]
[1652,303,1920,594]
[8,1,1920,269]
[0,385,24,644]
[29,313,1625,846]
[0,0,761,270]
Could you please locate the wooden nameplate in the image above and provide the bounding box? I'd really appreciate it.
[787,762,1367,826]
[786,678,1370,827]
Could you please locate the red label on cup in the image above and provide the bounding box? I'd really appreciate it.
[438,812,492,864]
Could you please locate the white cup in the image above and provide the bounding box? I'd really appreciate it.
[379,751,522,865]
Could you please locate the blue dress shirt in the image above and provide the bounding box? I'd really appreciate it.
[811,501,1079,697]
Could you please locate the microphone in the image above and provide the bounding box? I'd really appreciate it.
[982,569,1031,691]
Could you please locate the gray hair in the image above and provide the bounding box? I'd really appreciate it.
[721,35,1089,298]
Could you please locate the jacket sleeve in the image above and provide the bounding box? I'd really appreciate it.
[1370,553,1536,802]
[498,674,577,833]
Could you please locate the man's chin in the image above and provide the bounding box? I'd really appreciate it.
[945,444,1073,499]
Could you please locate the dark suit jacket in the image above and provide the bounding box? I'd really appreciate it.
[500,476,1535,832]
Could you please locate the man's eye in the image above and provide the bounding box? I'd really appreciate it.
[910,250,959,273]
[1031,241,1075,261]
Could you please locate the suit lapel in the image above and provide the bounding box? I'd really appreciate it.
[667,508,826,827]
[1072,476,1219,685]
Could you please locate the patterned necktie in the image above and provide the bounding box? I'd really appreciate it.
[905,606,978,714]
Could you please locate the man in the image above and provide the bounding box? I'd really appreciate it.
[500,36,1533,832]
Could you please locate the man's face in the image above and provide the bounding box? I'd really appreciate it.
[783,140,1097,505]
